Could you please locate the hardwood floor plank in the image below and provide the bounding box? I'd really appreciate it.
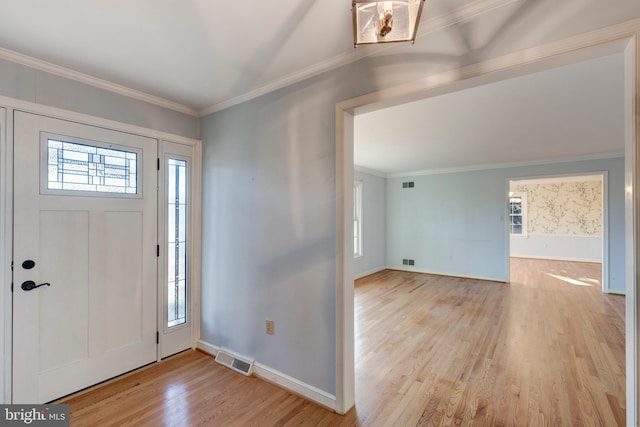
[61,259,624,426]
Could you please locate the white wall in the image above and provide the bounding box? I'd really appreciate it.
[510,235,602,262]
[385,157,625,292]
[353,170,386,279]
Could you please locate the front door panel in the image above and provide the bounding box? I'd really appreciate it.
[13,111,158,403]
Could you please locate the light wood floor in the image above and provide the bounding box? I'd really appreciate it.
[61,258,625,426]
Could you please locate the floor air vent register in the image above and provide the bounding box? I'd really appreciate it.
[215,350,255,376]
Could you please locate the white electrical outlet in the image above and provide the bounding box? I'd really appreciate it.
[266,319,274,335]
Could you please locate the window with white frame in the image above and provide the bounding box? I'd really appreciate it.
[354,181,363,257]
[509,191,527,236]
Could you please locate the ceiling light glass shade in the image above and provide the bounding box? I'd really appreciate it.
[352,0,425,47]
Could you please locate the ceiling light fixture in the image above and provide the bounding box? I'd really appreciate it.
[352,0,425,47]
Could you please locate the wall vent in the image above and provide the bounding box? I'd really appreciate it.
[215,350,254,376]
[402,181,415,188]
[403,259,415,266]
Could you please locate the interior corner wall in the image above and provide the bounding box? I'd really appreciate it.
[0,58,199,139]
[385,157,625,293]
[197,55,437,395]
[199,92,339,395]
[354,171,386,279]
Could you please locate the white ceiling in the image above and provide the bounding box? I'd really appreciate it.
[0,0,534,114]
[0,1,627,175]
[354,53,624,176]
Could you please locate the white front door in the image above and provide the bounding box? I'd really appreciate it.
[13,111,158,403]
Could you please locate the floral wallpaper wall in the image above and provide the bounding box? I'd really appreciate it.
[511,180,602,236]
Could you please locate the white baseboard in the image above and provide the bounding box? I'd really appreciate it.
[386,266,505,283]
[196,340,336,411]
[197,339,220,356]
[354,266,386,280]
[253,363,336,411]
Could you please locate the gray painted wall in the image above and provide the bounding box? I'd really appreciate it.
[198,57,443,394]
[200,86,339,393]
[200,1,640,398]
[386,157,625,293]
[354,171,386,278]
[0,0,635,404]
[0,58,199,139]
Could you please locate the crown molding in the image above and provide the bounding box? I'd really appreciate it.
[354,165,387,178]
[0,0,521,119]
[198,49,371,117]
[0,47,198,117]
[382,151,625,178]
[512,173,604,185]
[198,0,521,116]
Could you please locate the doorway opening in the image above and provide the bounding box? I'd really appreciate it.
[337,29,637,421]
[507,172,614,294]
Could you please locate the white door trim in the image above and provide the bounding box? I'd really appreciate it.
[0,106,9,405]
[335,19,640,422]
[158,140,201,359]
[624,34,639,426]
[0,97,201,404]
[0,96,198,147]
[191,141,202,351]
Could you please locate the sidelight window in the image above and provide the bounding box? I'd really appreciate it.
[167,158,188,328]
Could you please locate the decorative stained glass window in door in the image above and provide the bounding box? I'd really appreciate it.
[47,139,137,194]
[167,159,188,328]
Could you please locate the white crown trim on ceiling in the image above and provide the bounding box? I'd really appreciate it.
[0,0,520,118]
[382,151,625,178]
[0,47,199,117]
[199,0,522,116]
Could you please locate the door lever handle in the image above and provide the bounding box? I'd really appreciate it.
[21,281,51,291]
